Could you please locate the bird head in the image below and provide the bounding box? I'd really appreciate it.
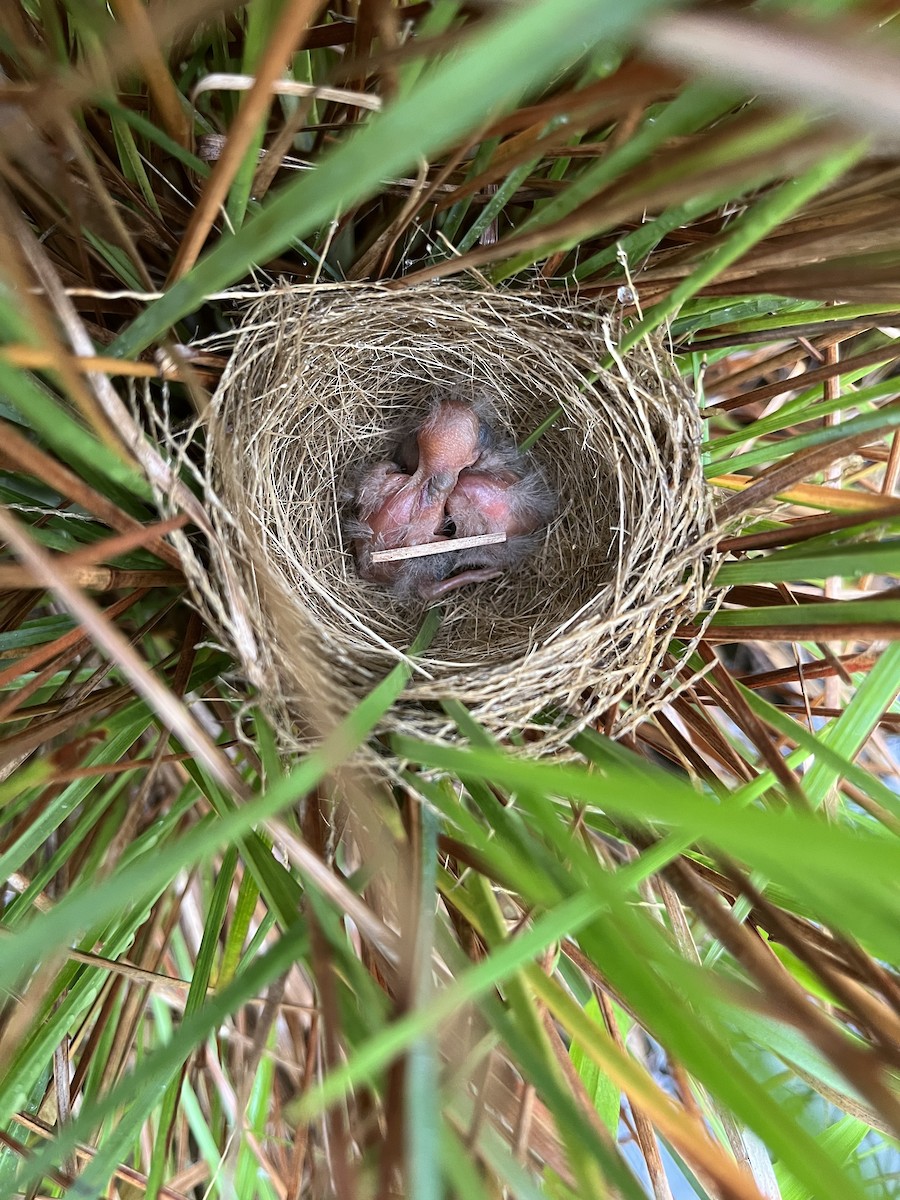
[416,400,482,480]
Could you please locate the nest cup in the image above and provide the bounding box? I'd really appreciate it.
[181,283,715,752]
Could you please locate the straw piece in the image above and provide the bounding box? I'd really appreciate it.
[371,532,507,563]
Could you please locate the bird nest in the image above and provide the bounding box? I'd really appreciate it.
[163,282,717,754]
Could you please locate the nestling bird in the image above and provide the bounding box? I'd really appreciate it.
[351,398,555,601]
[419,439,556,601]
[350,398,487,595]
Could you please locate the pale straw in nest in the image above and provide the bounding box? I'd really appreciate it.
[164,282,717,754]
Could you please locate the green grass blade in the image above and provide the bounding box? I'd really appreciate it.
[619,140,868,353]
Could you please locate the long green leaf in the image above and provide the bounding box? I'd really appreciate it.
[715,540,900,586]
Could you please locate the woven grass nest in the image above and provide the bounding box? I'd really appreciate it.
[179,282,716,754]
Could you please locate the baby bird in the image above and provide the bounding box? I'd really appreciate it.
[351,398,486,595]
[420,439,556,601]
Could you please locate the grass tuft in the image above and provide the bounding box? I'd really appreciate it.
[0,1,898,1197]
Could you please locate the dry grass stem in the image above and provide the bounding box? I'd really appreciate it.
[371,533,507,563]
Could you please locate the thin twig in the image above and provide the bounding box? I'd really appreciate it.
[370,532,506,563]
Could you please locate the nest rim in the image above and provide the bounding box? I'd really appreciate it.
[167,281,718,754]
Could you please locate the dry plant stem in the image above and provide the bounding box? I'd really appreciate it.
[400,129,847,289]
[192,73,381,110]
[695,643,807,808]
[0,600,147,729]
[823,342,843,749]
[6,0,239,152]
[0,688,131,761]
[711,474,900,515]
[0,954,70,1110]
[662,855,900,1137]
[226,975,288,1186]
[286,1011,319,1196]
[535,977,770,1200]
[512,946,555,1166]
[0,347,162,377]
[0,1128,91,1198]
[724,866,900,1063]
[348,157,430,281]
[648,710,719,784]
[0,507,242,794]
[715,417,900,523]
[53,949,193,1003]
[52,1035,74,1181]
[371,532,506,563]
[0,566,182,590]
[883,430,900,496]
[0,595,180,759]
[667,671,756,782]
[203,1044,289,1196]
[266,819,404,971]
[0,422,183,569]
[705,331,850,404]
[719,511,900,554]
[655,698,741,783]
[655,879,778,1200]
[725,701,900,732]
[58,514,188,568]
[388,126,492,245]
[0,588,144,694]
[707,342,900,414]
[538,1013,626,1180]
[167,0,326,282]
[0,193,121,450]
[681,620,899,642]
[690,860,899,995]
[168,283,715,755]
[376,1058,406,1200]
[9,1114,191,1200]
[695,317,900,352]
[109,0,189,143]
[251,93,318,202]
[596,988,674,1200]
[57,112,156,294]
[10,198,216,537]
[100,903,171,1097]
[303,795,358,1200]
[838,936,900,1013]
[452,1038,578,1185]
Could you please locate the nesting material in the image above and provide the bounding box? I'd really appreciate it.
[173,283,716,753]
